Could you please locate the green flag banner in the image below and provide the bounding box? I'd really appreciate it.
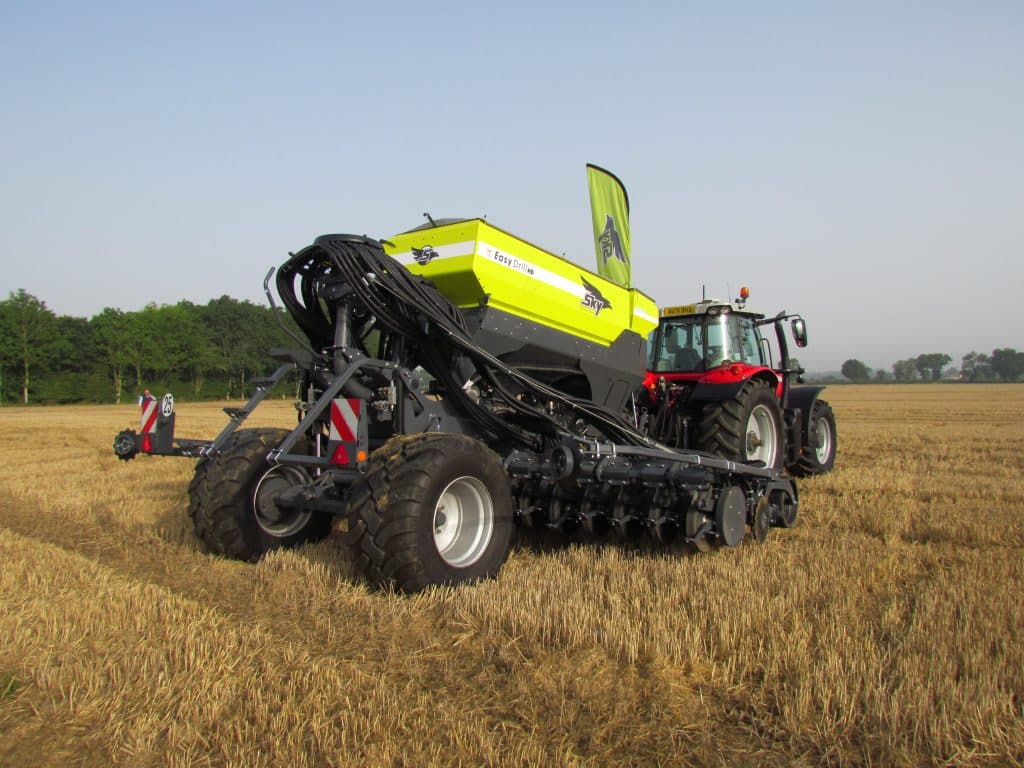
[586,163,631,288]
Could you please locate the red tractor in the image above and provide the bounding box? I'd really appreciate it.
[640,288,836,476]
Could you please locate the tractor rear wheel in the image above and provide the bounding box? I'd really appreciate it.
[790,400,837,476]
[697,380,784,469]
[346,433,514,592]
[189,428,331,561]
[187,458,211,542]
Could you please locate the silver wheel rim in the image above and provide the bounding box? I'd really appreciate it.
[433,476,495,568]
[814,418,833,464]
[745,404,779,467]
[253,466,313,537]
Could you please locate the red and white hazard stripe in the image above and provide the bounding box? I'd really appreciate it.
[140,399,158,435]
[329,398,361,466]
[329,398,361,443]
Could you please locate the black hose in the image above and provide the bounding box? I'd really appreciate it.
[289,234,664,452]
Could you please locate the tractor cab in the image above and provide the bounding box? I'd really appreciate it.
[647,288,776,381]
[644,287,810,402]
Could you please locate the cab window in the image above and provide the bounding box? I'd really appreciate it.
[651,317,705,372]
[730,315,763,365]
[707,314,762,368]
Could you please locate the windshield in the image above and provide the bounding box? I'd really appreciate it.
[650,313,763,372]
[651,316,706,372]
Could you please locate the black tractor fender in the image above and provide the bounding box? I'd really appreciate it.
[686,371,778,405]
[688,380,745,403]
[785,385,827,448]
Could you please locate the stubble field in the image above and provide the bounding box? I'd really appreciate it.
[0,385,1022,767]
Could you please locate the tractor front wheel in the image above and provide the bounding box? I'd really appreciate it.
[697,380,785,469]
[189,428,331,561]
[346,433,514,592]
[790,400,837,476]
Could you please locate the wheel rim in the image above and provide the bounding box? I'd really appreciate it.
[253,466,313,537]
[814,417,833,464]
[432,476,495,568]
[745,404,778,467]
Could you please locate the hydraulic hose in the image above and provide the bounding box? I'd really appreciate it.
[287,234,667,452]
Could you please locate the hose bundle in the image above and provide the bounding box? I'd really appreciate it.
[278,234,660,451]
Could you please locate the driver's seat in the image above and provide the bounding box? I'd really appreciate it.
[675,347,704,371]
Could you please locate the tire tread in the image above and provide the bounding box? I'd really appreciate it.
[696,379,783,467]
[345,433,512,592]
[188,428,330,561]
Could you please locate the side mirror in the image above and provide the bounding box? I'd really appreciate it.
[791,318,808,348]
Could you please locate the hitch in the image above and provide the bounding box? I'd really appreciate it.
[113,393,206,459]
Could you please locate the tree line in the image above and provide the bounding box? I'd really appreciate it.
[0,289,303,405]
[4,286,1020,402]
[840,350,1024,384]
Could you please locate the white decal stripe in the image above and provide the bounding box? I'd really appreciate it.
[390,240,477,265]
[633,307,657,324]
[394,238,640,318]
[476,241,586,299]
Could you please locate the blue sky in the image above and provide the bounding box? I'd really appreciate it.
[2,1,1021,371]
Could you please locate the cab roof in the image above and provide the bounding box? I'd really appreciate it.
[660,299,765,320]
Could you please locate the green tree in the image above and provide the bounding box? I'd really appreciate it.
[0,304,12,404]
[167,302,218,395]
[960,352,993,382]
[915,353,952,381]
[124,306,156,389]
[0,290,60,403]
[991,348,1024,381]
[841,358,870,383]
[146,304,195,385]
[91,308,133,403]
[124,304,189,390]
[52,316,92,371]
[202,296,252,398]
[42,315,93,402]
[874,369,891,383]
[201,296,293,398]
[892,359,918,382]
